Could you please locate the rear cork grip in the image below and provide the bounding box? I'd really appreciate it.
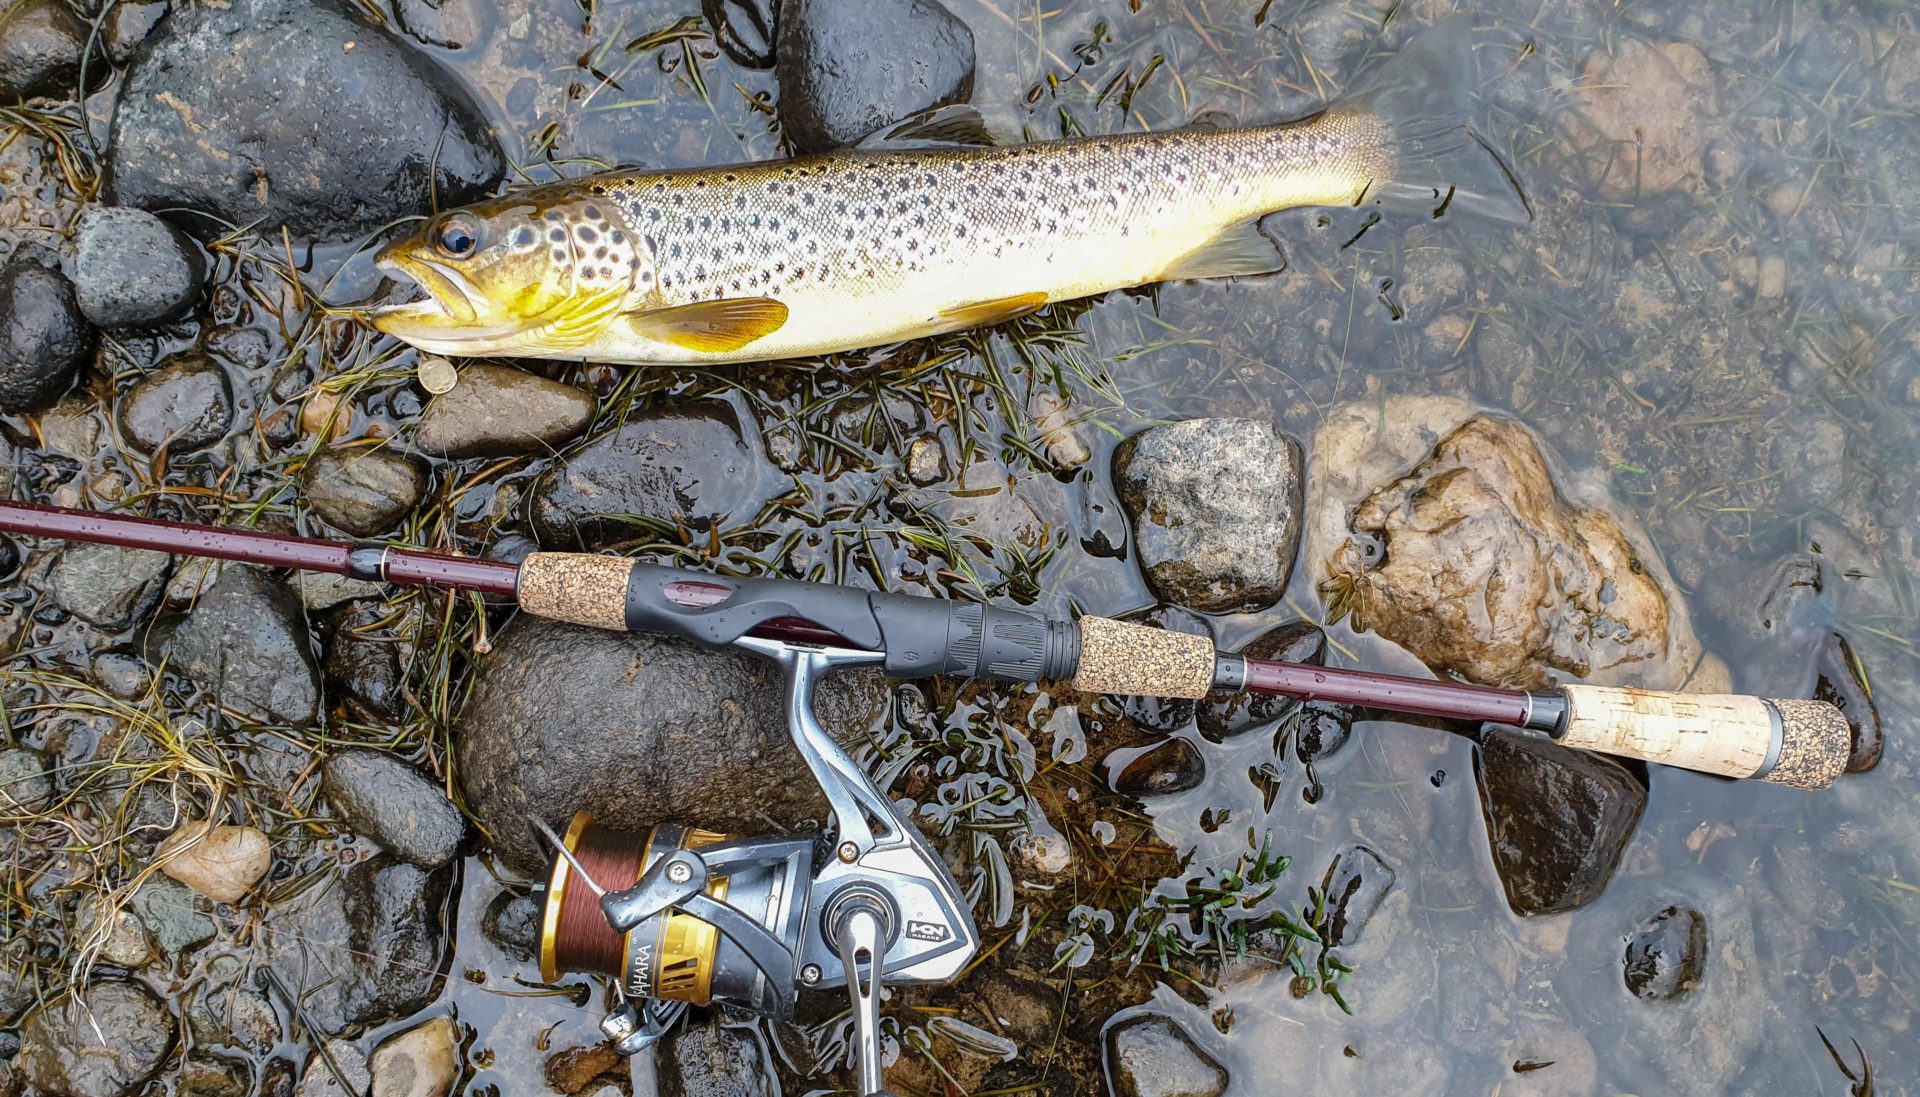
[517,552,637,631]
[1070,616,1217,699]
[1557,685,1849,790]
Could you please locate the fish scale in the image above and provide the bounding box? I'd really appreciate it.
[367,21,1525,365]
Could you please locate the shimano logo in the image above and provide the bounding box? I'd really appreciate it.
[905,920,951,943]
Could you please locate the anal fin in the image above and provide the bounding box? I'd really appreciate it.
[937,291,1049,328]
[1160,221,1287,281]
[626,296,790,353]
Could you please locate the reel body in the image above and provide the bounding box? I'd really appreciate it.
[535,639,980,1095]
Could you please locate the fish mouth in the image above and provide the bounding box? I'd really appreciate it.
[365,248,482,332]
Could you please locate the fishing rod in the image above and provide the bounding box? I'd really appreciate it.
[0,501,1851,1094]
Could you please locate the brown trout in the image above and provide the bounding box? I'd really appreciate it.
[367,21,1523,365]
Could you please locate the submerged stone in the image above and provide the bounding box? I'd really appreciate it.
[530,404,772,549]
[1475,731,1646,916]
[1810,631,1882,773]
[1102,1013,1228,1097]
[455,616,886,874]
[49,543,172,631]
[775,0,976,154]
[164,567,321,725]
[119,355,234,454]
[106,0,503,242]
[1115,417,1304,613]
[657,1021,779,1097]
[73,207,206,329]
[15,981,175,1097]
[1568,37,1716,199]
[320,749,466,869]
[1321,845,1394,948]
[1110,738,1205,797]
[1623,904,1706,1001]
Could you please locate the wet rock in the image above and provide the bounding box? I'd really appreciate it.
[1569,37,1716,198]
[165,566,322,725]
[119,355,234,453]
[0,0,93,103]
[1810,632,1882,773]
[76,904,154,969]
[1318,406,1701,691]
[165,557,224,607]
[369,1016,459,1097]
[158,821,272,903]
[1623,904,1706,1001]
[456,616,888,873]
[1114,418,1304,613]
[178,1057,247,1097]
[127,874,216,956]
[15,981,175,1097]
[260,854,451,1034]
[105,0,504,243]
[294,571,385,611]
[187,987,279,1053]
[531,405,772,548]
[1475,731,1646,916]
[89,648,154,699]
[544,1044,622,1094]
[1321,845,1394,948]
[48,543,171,630]
[1103,1013,1227,1097]
[482,889,540,961]
[0,246,94,413]
[296,1041,370,1097]
[73,207,206,329]
[906,434,947,485]
[304,450,427,536]
[657,1021,776,1097]
[414,363,595,459]
[1006,828,1071,881]
[775,0,976,154]
[0,964,40,1024]
[0,748,52,814]
[393,0,485,50]
[1110,738,1205,797]
[321,749,465,869]
[323,607,407,721]
[103,0,170,65]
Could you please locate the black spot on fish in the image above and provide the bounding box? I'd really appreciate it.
[611,230,626,244]
[549,227,566,242]
[594,246,608,260]
[578,226,598,243]
[584,205,603,220]
[552,248,565,261]
[600,267,612,279]
[510,227,534,246]
[670,244,682,258]
[545,210,563,221]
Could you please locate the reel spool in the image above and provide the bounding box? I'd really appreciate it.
[540,813,814,1018]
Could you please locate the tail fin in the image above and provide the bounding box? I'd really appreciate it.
[1340,18,1531,225]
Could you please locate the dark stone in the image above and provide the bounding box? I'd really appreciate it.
[1111,738,1205,797]
[1197,621,1333,742]
[530,404,772,549]
[48,542,172,630]
[303,450,427,536]
[0,534,18,578]
[89,648,155,699]
[393,0,486,50]
[178,1056,248,1097]
[1320,845,1394,948]
[0,748,52,813]
[105,0,504,243]
[1474,731,1647,916]
[1114,418,1304,613]
[1102,1013,1227,1097]
[119,355,233,453]
[127,875,216,956]
[1810,632,1882,773]
[73,207,206,328]
[0,246,94,413]
[15,981,175,1097]
[259,854,450,1034]
[164,567,321,726]
[103,0,170,65]
[657,1019,777,1097]
[455,616,888,873]
[0,964,41,1025]
[320,749,466,869]
[322,605,406,720]
[1623,905,1706,1002]
[775,0,976,154]
[481,889,540,962]
[0,0,95,103]
[414,363,596,459]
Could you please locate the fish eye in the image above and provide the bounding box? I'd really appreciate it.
[434,214,481,259]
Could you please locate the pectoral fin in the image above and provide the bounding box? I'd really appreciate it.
[937,291,1049,328]
[1160,221,1288,281]
[626,297,790,353]
[531,285,629,350]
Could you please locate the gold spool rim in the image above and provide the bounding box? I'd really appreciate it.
[538,811,595,984]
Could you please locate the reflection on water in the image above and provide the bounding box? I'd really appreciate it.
[2,0,1915,1094]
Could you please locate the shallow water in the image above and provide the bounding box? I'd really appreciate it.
[3,0,1918,1094]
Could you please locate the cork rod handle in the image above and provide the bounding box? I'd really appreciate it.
[1069,616,1218,699]
[1557,685,1850,790]
[517,552,636,631]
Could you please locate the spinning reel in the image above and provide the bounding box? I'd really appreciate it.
[535,637,979,1096]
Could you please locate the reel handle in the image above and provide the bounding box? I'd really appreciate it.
[1556,686,1850,790]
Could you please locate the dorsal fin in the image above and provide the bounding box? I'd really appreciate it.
[856,105,996,151]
